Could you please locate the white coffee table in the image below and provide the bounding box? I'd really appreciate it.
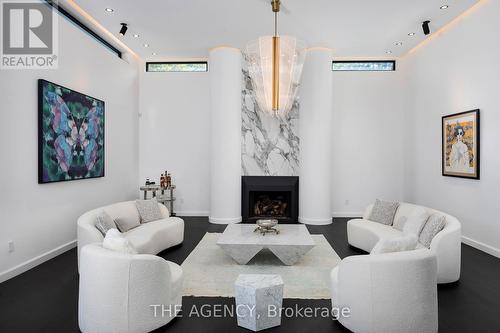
[217,224,315,265]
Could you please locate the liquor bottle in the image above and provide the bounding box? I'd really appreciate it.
[166,173,172,188]
[160,174,165,188]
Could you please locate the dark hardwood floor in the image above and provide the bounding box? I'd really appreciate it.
[0,218,499,332]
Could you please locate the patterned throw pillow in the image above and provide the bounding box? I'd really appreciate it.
[135,199,163,223]
[368,199,400,225]
[95,211,116,236]
[419,214,446,248]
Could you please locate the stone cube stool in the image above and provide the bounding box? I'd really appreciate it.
[234,274,284,331]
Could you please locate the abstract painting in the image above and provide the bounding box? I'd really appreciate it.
[442,109,480,179]
[38,79,105,183]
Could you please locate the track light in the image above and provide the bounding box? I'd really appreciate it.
[119,23,128,36]
[422,20,431,35]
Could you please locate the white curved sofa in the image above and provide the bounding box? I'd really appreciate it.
[347,202,461,284]
[331,249,438,333]
[79,243,182,333]
[77,201,184,268]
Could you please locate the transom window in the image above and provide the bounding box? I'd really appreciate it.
[146,62,208,72]
[332,60,395,72]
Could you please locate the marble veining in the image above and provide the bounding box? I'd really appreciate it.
[235,274,284,331]
[242,61,300,176]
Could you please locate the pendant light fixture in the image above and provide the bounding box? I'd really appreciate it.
[246,0,307,116]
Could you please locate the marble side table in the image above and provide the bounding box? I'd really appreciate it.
[234,274,284,332]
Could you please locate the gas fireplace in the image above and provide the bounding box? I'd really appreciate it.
[241,176,299,223]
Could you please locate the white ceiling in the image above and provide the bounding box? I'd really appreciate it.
[69,0,479,59]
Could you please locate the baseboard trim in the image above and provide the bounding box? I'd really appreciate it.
[0,239,77,284]
[462,236,500,258]
[176,211,210,217]
[332,212,363,218]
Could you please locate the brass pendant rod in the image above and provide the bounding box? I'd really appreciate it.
[271,0,281,112]
[272,36,280,111]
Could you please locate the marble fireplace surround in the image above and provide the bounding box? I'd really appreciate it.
[242,68,300,177]
[241,176,299,223]
[209,47,332,225]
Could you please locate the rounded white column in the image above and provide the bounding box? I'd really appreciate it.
[299,48,334,225]
[209,47,242,224]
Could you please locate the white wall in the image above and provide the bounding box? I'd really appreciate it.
[403,0,500,256]
[0,16,139,281]
[138,67,210,216]
[331,69,407,216]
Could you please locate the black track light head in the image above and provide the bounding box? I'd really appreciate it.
[119,23,128,36]
[422,20,431,35]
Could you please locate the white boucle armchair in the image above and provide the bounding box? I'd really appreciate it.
[78,243,182,333]
[331,249,438,333]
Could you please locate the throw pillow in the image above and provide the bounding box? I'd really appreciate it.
[94,210,116,236]
[371,235,418,254]
[102,228,138,254]
[393,216,407,232]
[368,199,400,225]
[114,216,141,232]
[135,199,163,223]
[419,214,446,248]
[105,203,141,232]
[403,207,430,237]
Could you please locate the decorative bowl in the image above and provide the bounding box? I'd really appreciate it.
[256,219,278,229]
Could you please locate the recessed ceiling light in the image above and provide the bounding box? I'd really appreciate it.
[408,32,415,36]
[386,50,393,54]
[152,52,157,56]
[395,41,403,46]
[143,43,149,48]
[105,8,114,13]
[133,34,140,38]
[440,5,449,10]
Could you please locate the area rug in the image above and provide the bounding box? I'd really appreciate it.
[181,232,341,299]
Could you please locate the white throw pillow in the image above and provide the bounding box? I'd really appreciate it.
[403,207,430,237]
[393,216,407,232]
[102,228,138,254]
[371,235,418,254]
[104,204,141,232]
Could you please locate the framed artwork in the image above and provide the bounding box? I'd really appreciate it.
[38,79,105,183]
[442,109,480,179]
